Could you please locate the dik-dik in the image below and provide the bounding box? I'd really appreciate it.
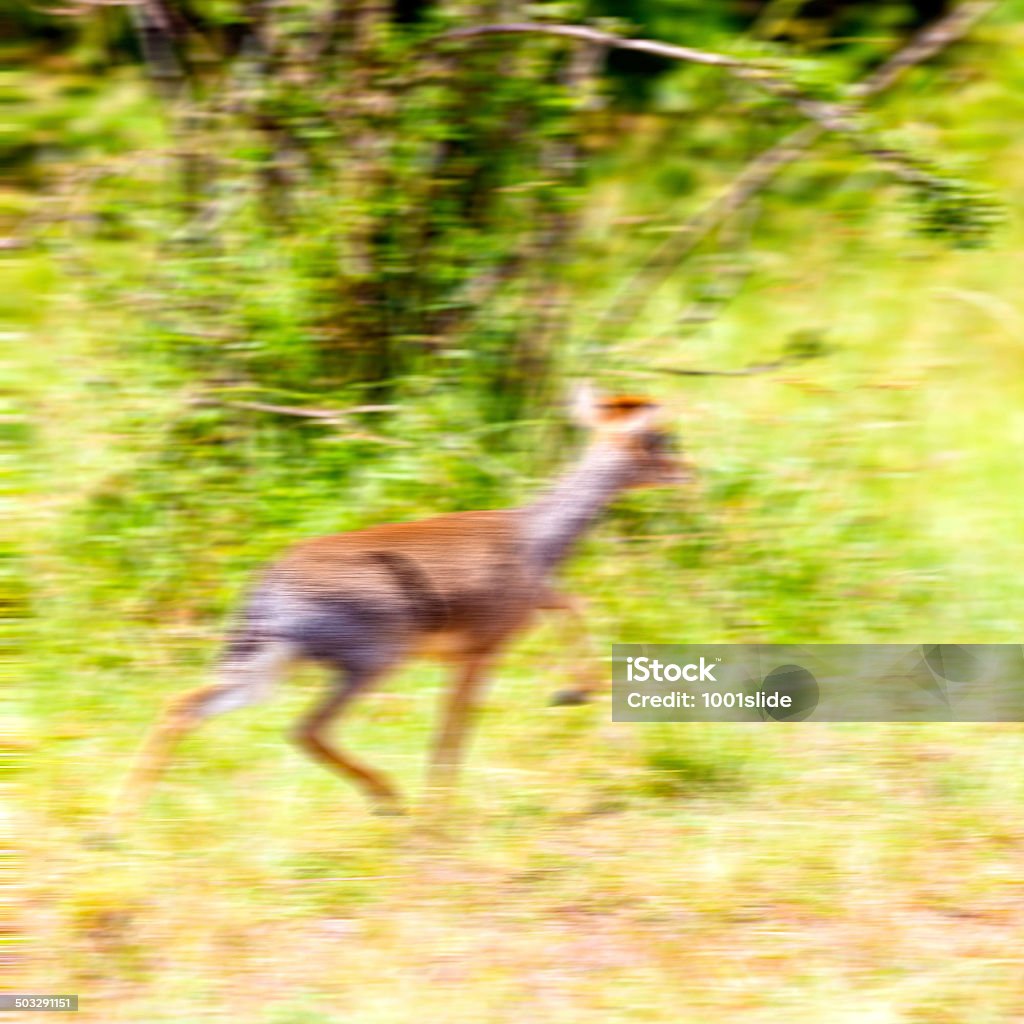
[117,386,686,817]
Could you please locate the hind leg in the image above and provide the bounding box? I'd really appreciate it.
[291,668,403,814]
[112,641,294,825]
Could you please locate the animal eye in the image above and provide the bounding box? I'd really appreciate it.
[644,432,673,453]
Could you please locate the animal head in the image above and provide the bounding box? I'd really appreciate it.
[571,382,691,488]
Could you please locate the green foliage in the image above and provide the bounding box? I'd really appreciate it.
[908,173,1004,248]
[641,726,753,797]
[9,8,1024,1019]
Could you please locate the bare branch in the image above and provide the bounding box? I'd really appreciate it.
[442,4,995,101]
[653,343,820,378]
[657,359,794,377]
[437,20,929,179]
[439,22,749,70]
[192,398,397,421]
[187,397,412,445]
[852,1,996,99]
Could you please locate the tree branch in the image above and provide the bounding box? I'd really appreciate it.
[188,396,409,444]
[438,20,929,182]
[440,22,752,70]
[851,1,996,99]
[192,398,397,421]
[595,1,996,335]
[654,342,822,378]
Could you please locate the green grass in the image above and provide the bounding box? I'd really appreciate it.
[9,18,1024,1023]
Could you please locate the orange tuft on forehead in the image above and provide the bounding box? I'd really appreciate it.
[594,395,660,424]
[569,382,664,432]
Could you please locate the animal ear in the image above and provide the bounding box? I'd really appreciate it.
[570,380,602,428]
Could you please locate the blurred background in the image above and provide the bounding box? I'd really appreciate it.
[7,1,1024,1020]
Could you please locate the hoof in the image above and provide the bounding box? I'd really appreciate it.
[84,828,121,850]
[372,802,407,817]
[549,688,591,707]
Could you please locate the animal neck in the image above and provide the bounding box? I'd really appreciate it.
[522,442,633,571]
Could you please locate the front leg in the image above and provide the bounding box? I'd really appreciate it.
[538,588,606,706]
[427,653,495,797]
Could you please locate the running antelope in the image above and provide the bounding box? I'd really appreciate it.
[116,386,687,817]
